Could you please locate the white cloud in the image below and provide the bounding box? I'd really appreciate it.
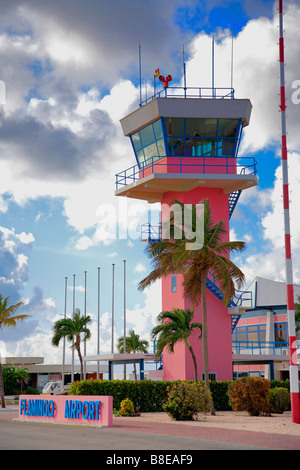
[134,262,146,274]
[237,151,300,286]
[125,281,162,344]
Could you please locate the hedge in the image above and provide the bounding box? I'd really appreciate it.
[69,379,170,412]
[69,378,291,412]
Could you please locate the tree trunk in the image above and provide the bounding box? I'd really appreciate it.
[201,270,215,415]
[0,362,5,408]
[186,341,198,383]
[76,337,83,381]
[133,363,137,381]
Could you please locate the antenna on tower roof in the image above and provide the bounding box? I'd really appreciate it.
[231,20,234,91]
[183,44,187,97]
[139,43,142,106]
[212,35,215,97]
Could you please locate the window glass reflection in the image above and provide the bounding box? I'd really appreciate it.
[132,118,241,165]
[157,139,166,157]
[144,142,158,160]
[186,118,217,137]
[168,137,184,156]
[218,119,239,138]
[140,125,155,147]
[153,120,164,140]
[219,138,235,156]
[165,118,184,137]
[132,132,142,152]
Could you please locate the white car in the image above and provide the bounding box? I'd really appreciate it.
[42,381,63,395]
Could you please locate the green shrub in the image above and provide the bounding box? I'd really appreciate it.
[269,387,290,414]
[270,379,290,390]
[69,379,171,412]
[163,382,211,421]
[2,365,29,395]
[228,377,271,416]
[209,380,233,411]
[68,378,291,414]
[118,398,135,416]
[23,388,40,395]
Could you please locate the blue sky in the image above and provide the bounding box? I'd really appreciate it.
[0,0,300,366]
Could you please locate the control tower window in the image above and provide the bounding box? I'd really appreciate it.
[164,117,241,159]
[131,119,166,167]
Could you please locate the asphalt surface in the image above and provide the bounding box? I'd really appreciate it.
[0,406,299,451]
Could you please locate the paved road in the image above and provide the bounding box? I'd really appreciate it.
[0,406,299,451]
[0,418,262,450]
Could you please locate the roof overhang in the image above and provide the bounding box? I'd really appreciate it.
[115,172,258,203]
[120,97,253,136]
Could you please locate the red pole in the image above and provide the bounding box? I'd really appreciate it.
[278,0,300,423]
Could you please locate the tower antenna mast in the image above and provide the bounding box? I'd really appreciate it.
[231,20,234,91]
[278,0,300,423]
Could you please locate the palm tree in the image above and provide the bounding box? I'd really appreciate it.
[52,309,91,381]
[0,294,29,408]
[151,308,202,382]
[117,329,149,381]
[139,199,246,414]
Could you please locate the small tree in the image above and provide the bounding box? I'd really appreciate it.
[228,377,271,416]
[52,309,91,381]
[0,294,29,408]
[163,382,211,421]
[151,308,202,382]
[117,329,149,381]
[2,365,28,395]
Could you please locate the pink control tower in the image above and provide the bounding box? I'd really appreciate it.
[115,85,258,381]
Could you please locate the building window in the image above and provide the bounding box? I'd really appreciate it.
[164,117,241,159]
[233,324,266,344]
[201,372,217,381]
[275,323,288,344]
[171,275,177,293]
[131,119,166,168]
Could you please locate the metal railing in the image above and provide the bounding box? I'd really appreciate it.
[232,341,289,355]
[140,86,235,107]
[206,270,253,308]
[141,222,161,241]
[115,155,258,190]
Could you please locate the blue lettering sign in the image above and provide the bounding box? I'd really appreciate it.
[64,399,102,421]
[82,401,89,420]
[20,399,56,417]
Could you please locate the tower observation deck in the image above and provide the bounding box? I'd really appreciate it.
[116,86,258,204]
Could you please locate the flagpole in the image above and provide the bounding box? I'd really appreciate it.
[123,260,126,380]
[83,271,87,380]
[111,264,115,354]
[72,274,75,383]
[183,44,187,98]
[212,36,215,98]
[62,276,67,391]
[231,20,234,92]
[97,267,100,379]
[139,44,142,106]
[278,0,300,423]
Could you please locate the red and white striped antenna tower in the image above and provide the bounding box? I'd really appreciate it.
[278,0,300,423]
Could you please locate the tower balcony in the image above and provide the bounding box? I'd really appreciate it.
[139,86,235,107]
[116,90,257,202]
[115,155,258,203]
